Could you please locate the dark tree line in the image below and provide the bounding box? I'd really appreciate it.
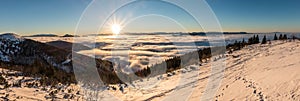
[134,46,224,79]
[277,34,288,40]
[274,34,293,41]
[248,35,260,44]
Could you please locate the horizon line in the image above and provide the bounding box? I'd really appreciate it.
[1,31,300,36]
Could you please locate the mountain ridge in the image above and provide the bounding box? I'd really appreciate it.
[0,33,122,85]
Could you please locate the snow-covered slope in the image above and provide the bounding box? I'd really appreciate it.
[0,33,119,85]
[86,40,300,101]
[0,33,71,71]
[0,33,97,73]
[212,40,300,101]
[2,33,300,100]
[0,33,96,73]
[0,33,24,41]
[0,33,23,62]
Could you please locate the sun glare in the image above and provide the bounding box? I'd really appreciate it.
[111,24,122,34]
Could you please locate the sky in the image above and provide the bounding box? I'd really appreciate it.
[0,0,299,35]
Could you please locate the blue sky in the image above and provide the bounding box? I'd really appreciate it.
[0,0,299,35]
[207,0,300,32]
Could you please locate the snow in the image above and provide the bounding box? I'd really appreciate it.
[0,33,24,41]
[0,33,24,62]
[0,68,83,100]
[62,59,71,65]
[2,33,300,100]
[0,55,10,62]
[211,40,300,101]
[74,40,300,101]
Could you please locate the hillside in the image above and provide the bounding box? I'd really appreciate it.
[93,40,300,101]
[0,33,119,85]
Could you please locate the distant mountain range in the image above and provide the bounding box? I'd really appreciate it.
[46,40,92,51]
[24,34,79,37]
[24,34,58,37]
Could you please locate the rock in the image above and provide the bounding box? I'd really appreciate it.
[232,55,240,58]
[167,73,173,77]
[172,72,176,75]
[111,86,117,91]
[181,70,186,73]
[63,94,70,99]
[190,65,198,70]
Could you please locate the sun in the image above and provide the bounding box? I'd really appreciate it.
[111,24,122,34]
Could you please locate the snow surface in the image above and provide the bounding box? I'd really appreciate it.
[75,40,300,101]
[1,39,300,100]
[0,68,83,100]
[0,33,24,41]
[0,33,23,62]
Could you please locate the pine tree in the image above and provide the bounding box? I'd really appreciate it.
[292,35,297,41]
[255,35,260,44]
[274,34,278,40]
[242,38,246,47]
[279,34,283,40]
[248,37,253,44]
[253,35,256,44]
[261,35,267,44]
[283,34,288,40]
[238,41,242,50]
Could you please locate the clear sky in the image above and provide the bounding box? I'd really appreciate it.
[0,0,299,35]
